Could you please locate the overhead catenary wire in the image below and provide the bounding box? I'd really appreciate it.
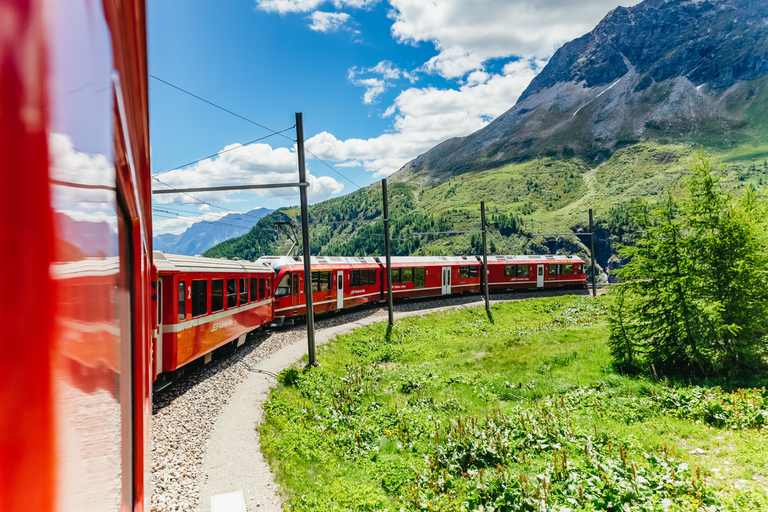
[153,126,295,178]
[152,207,259,230]
[151,75,362,191]
[150,75,294,142]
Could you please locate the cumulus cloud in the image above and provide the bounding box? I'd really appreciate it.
[152,142,344,205]
[308,58,544,177]
[347,60,416,104]
[308,11,350,32]
[389,0,642,79]
[256,0,378,14]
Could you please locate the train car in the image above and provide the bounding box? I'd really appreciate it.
[384,256,482,299]
[0,0,152,510]
[153,252,274,383]
[485,255,587,290]
[257,255,381,324]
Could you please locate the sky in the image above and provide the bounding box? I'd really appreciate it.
[148,0,641,235]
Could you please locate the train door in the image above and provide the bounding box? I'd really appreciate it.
[156,280,163,376]
[442,266,451,294]
[537,265,544,288]
[336,270,344,310]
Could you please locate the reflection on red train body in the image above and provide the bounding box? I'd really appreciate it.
[0,0,151,511]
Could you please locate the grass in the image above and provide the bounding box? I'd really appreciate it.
[259,294,768,511]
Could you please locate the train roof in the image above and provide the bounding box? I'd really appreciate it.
[154,251,273,274]
[386,255,479,265]
[256,255,380,271]
[486,254,585,263]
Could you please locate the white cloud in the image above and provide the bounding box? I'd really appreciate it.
[308,11,350,32]
[308,58,544,177]
[389,0,642,79]
[152,142,344,205]
[256,0,378,14]
[347,60,417,104]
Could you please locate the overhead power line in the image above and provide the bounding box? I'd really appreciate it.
[304,147,361,189]
[151,74,362,191]
[153,126,295,177]
[150,74,294,141]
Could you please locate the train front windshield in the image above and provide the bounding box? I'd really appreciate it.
[275,274,292,297]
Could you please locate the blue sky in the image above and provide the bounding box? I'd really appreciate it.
[148,0,640,234]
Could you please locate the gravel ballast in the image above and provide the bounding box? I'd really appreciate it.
[150,288,589,512]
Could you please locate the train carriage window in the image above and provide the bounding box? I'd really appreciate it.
[391,268,401,284]
[178,281,186,321]
[578,263,585,274]
[549,264,560,276]
[267,278,271,297]
[351,269,360,288]
[517,265,529,277]
[504,265,514,277]
[191,280,208,317]
[414,267,425,288]
[469,266,479,279]
[293,274,299,295]
[250,277,258,302]
[211,279,224,312]
[460,266,469,279]
[311,271,332,292]
[402,267,413,283]
[368,268,377,285]
[563,263,574,275]
[239,278,248,304]
[227,279,237,308]
[259,277,266,300]
[276,274,292,297]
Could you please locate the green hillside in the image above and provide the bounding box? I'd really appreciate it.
[204,141,768,280]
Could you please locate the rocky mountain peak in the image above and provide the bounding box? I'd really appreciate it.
[393,0,768,185]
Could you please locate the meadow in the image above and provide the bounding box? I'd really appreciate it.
[259,294,768,511]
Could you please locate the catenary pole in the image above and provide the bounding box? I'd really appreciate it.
[589,208,597,298]
[382,178,394,326]
[481,201,490,314]
[296,113,316,365]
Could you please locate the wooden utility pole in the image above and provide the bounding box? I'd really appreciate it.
[481,201,490,314]
[296,113,316,365]
[382,178,394,326]
[589,208,597,298]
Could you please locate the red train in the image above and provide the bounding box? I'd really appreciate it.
[257,254,586,325]
[149,253,586,381]
[1,0,152,510]
[152,252,274,386]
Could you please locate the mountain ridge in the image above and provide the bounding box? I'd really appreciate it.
[154,207,273,256]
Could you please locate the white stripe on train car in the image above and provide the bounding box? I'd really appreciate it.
[162,299,272,333]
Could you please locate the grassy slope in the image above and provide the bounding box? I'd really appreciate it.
[260,294,768,511]
[205,141,768,262]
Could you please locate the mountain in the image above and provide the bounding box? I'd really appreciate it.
[154,207,273,256]
[206,0,768,280]
[393,0,768,185]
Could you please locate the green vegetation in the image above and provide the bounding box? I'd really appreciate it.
[610,153,768,377]
[260,295,768,511]
[205,142,768,275]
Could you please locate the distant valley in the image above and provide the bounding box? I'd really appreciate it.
[154,207,273,256]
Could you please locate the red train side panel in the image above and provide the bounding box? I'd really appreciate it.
[0,0,152,511]
[258,255,383,322]
[485,255,587,290]
[155,252,274,374]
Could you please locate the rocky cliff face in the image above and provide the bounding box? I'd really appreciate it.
[393,0,768,186]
